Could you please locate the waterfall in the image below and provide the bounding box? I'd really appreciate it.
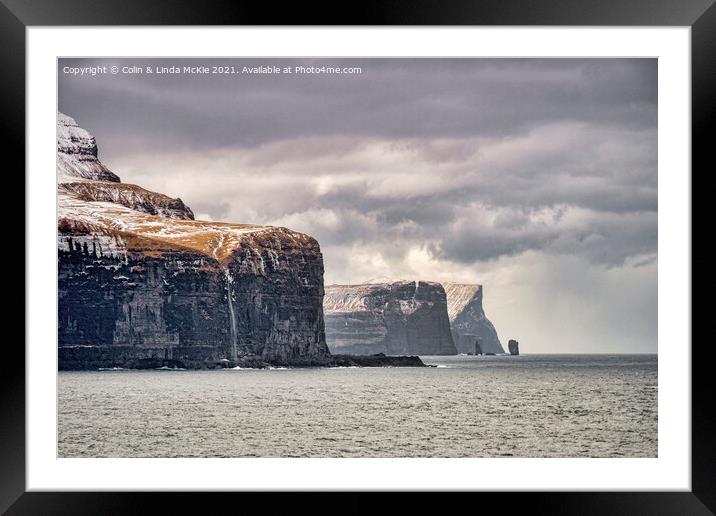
[224,268,238,360]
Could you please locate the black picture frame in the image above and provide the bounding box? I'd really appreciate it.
[5,0,712,512]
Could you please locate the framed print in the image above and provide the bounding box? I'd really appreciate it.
[5,0,714,512]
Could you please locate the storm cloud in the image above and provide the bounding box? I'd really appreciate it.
[59,58,658,352]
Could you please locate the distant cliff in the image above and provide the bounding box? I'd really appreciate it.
[57,113,330,368]
[323,280,457,355]
[443,283,504,354]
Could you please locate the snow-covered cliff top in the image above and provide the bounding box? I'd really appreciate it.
[57,113,320,263]
[323,280,443,313]
[57,112,121,183]
[323,284,379,313]
[443,282,483,321]
[57,112,196,218]
[57,113,95,155]
[58,189,316,264]
[59,181,195,220]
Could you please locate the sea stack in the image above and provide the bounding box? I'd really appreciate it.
[508,339,520,355]
[323,280,457,355]
[443,283,504,354]
[57,113,331,369]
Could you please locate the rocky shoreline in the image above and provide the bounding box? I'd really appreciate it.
[58,346,426,370]
[329,353,425,368]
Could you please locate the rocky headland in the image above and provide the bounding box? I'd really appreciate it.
[57,113,422,369]
[443,282,504,354]
[323,280,457,355]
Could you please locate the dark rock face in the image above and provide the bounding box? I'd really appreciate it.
[58,229,329,367]
[444,283,504,354]
[508,339,520,355]
[331,354,426,367]
[58,243,226,355]
[57,113,330,369]
[323,281,457,355]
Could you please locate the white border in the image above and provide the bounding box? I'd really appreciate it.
[27,27,691,491]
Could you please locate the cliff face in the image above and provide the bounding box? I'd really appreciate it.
[323,281,457,355]
[57,113,330,368]
[444,283,504,354]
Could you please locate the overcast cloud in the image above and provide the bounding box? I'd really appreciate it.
[59,58,657,353]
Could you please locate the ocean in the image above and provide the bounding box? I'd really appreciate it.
[57,354,657,458]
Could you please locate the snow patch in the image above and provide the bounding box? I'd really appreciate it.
[443,282,482,321]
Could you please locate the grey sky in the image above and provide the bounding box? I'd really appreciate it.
[59,58,658,353]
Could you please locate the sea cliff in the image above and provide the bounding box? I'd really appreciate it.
[444,283,504,354]
[57,113,331,368]
[323,280,457,355]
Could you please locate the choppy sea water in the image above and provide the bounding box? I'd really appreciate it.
[58,354,657,458]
